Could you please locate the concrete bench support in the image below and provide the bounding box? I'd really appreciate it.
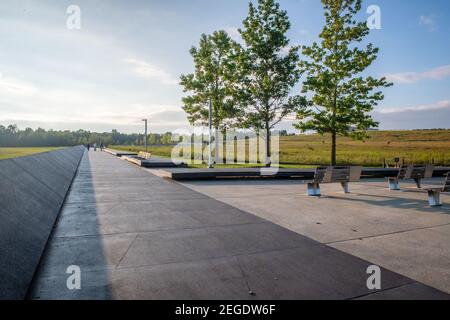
[425,173,450,207]
[307,182,321,197]
[427,190,442,207]
[306,166,362,197]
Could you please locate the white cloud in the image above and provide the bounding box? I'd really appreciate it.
[419,14,437,32]
[0,2,186,133]
[376,100,450,114]
[384,65,450,84]
[125,58,178,85]
[374,100,450,129]
[0,76,38,95]
[0,75,188,131]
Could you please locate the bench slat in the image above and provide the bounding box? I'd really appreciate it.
[313,166,361,184]
[443,173,450,192]
[396,165,434,180]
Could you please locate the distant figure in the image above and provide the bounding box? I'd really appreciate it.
[94,143,97,151]
[87,143,90,151]
[100,142,104,151]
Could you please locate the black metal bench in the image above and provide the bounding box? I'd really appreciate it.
[387,165,434,190]
[425,173,450,207]
[307,166,362,197]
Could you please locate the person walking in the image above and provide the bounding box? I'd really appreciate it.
[87,143,90,151]
[94,143,97,151]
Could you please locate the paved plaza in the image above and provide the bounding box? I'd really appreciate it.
[29,151,449,299]
[180,177,450,294]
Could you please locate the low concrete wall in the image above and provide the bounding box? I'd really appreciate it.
[103,148,137,157]
[0,146,85,299]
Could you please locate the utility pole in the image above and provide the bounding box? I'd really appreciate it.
[208,98,213,168]
[142,119,148,153]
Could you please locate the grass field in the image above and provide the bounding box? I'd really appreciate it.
[111,129,450,167]
[0,147,62,160]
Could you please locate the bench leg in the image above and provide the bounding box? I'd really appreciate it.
[388,178,400,191]
[307,182,321,197]
[341,182,350,194]
[414,178,422,188]
[428,190,442,207]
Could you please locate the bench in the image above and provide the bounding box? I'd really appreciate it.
[425,173,450,207]
[307,166,362,196]
[387,165,434,190]
[138,151,152,160]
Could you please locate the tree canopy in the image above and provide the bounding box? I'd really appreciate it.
[295,0,392,165]
[238,0,306,163]
[180,30,244,131]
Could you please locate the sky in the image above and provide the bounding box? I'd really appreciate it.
[0,0,449,133]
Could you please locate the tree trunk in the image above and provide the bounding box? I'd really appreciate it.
[331,131,337,166]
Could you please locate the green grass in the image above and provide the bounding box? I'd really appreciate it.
[111,129,450,168]
[0,147,62,160]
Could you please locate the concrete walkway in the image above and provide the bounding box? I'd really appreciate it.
[29,151,449,299]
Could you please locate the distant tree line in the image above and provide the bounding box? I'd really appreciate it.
[0,125,174,147]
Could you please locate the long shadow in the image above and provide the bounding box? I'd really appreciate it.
[28,150,113,299]
[183,179,305,187]
[324,186,450,215]
[185,178,450,214]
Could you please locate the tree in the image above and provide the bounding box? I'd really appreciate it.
[238,0,305,165]
[295,0,392,165]
[0,125,174,147]
[180,30,243,164]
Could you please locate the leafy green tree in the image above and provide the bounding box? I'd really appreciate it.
[180,30,244,164]
[238,0,305,165]
[161,132,173,145]
[295,0,392,165]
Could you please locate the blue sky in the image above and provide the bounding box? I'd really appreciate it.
[0,0,449,133]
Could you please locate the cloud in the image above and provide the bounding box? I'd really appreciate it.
[373,100,450,129]
[1,104,190,134]
[0,76,38,95]
[0,74,136,125]
[125,58,178,85]
[419,14,437,32]
[384,65,450,84]
[376,100,450,114]
[0,119,189,134]
[97,105,187,126]
[0,69,186,132]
